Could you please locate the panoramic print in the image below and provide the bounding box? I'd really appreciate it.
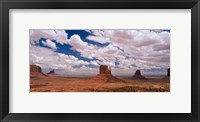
[30,29,170,92]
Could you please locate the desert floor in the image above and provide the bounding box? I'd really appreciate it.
[30,75,170,92]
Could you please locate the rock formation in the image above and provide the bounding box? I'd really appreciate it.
[167,68,170,77]
[91,65,123,82]
[30,64,46,77]
[30,64,42,72]
[99,65,112,75]
[48,69,55,74]
[161,68,170,80]
[132,70,146,80]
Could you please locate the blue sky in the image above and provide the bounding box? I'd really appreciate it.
[30,29,170,76]
[35,30,110,63]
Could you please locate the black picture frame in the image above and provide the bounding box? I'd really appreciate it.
[0,0,200,122]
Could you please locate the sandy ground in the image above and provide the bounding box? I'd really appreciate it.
[30,75,170,92]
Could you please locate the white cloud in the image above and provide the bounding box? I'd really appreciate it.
[54,30,68,44]
[67,35,88,50]
[68,66,99,76]
[90,60,99,66]
[30,29,170,76]
[112,67,136,76]
[86,30,170,70]
[30,29,68,45]
[30,45,90,70]
[42,39,57,49]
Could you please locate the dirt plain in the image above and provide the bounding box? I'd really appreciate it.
[30,75,170,92]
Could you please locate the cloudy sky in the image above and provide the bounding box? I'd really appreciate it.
[30,29,170,76]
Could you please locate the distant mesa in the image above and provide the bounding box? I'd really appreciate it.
[167,68,170,77]
[91,65,124,82]
[162,68,170,80]
[30,64,47,77]
[48,69,56,74]
[132,70,146,80]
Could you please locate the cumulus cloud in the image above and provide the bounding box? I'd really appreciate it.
[65,34,124,62]
[30,29,170,76]
[69,66,99,76]
[30,29,68,45]
[86,30,170,70]
[30,45,90,71]
[68,35,88,50]
[42,39,57,49]
[54,30,68,44]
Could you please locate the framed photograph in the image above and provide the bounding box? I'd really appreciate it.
[1,0,199,121]
[29,29,170,92]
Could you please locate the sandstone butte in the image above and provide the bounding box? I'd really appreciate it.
[30,64,47,77]
[132,69,146,80]
[90,65,124,82]
[167,68,170,77]
[48,69,56,75]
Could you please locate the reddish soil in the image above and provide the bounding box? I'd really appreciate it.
[30,75,170,92]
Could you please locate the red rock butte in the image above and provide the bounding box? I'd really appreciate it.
[48,69,56,75]
[99,65,112,75]
[132,70,146,80]
[167,68,170,77]
[30,64,42,72]
[91,65,123,83]
[30,64,46,77]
